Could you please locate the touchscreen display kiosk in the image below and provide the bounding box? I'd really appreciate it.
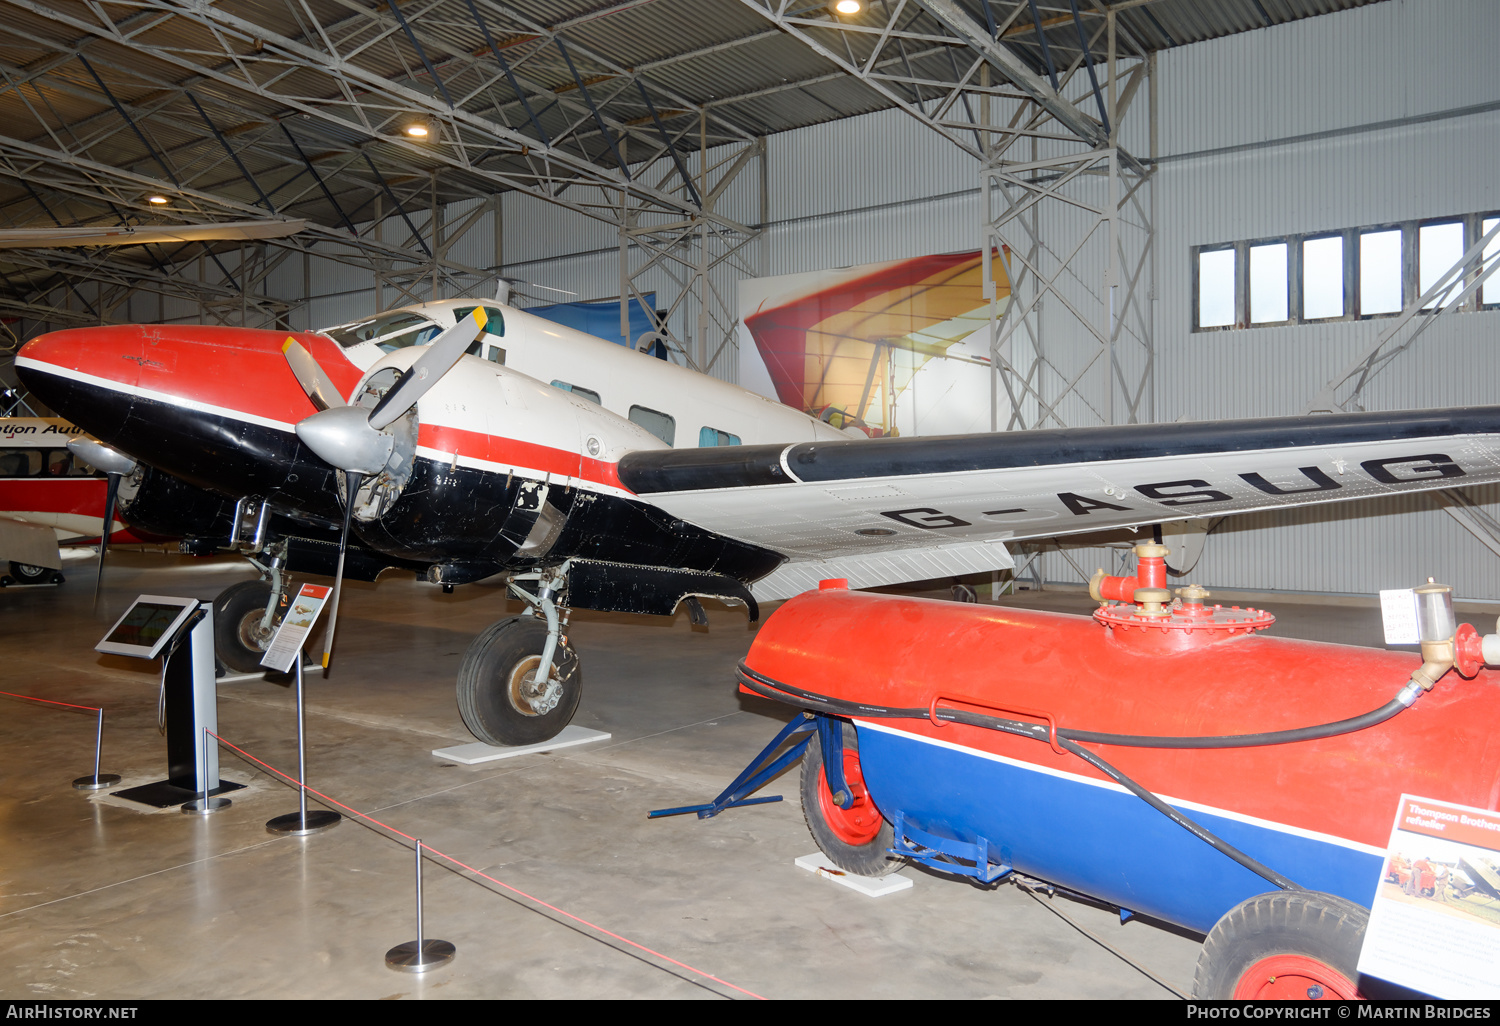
[96,595,201,660]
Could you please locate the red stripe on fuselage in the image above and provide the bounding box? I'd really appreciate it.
[20,324,362,426]
[418,423,627,493]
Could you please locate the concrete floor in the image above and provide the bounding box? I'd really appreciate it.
[0,552,1404,1000]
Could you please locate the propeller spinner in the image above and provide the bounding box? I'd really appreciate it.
[284,308,490,669]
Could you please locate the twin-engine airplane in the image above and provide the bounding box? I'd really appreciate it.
[17,297,1500,747]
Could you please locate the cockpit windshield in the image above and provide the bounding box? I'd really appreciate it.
[325,312,443,352]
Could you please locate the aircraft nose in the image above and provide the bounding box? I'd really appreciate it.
[15,325,147,440]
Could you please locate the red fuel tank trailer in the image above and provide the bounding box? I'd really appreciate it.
[737,546,1500,999]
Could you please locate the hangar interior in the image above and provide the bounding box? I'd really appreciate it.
[2,0,1499,1002]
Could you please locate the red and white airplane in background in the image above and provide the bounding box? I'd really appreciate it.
[0,416,161,585]
[16,297,1500,745]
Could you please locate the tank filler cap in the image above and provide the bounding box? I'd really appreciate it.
[1094,593,1275,638]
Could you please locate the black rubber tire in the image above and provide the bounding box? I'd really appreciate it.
[800,720,899,877]
[9,561,52,584]
[1192,890,1369,1000]
[214,579,278,673]
[456,616,581,747]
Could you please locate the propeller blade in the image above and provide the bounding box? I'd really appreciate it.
[321,470,363,671]
[65,439,136,614]
[367,308,488,431]
[282,338,347,412]
[93,471,122,612]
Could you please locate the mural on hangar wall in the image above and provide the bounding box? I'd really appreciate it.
[737,249,1010,438]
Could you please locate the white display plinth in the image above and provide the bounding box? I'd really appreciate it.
[794,853,913,896]
[433,725,611,764]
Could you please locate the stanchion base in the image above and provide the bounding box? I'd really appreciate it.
[72,773,122,791]
[266,809,342,835]
[182,796,233,814]
[385,939,456,973]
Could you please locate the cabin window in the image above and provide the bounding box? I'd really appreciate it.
[325,312,442,352]
[698,427,741,447]
[0,449,88,477]
[453,306,506,337]
[550,381,600,405]
[630,405,676,446]
[0,450,40,477]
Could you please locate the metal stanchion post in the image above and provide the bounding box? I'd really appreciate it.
[183,727,231,814]
[267,658,341,835]
[385,840,456,972]
[72,707,121,790]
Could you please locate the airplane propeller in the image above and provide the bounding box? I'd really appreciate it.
[282,308,490,669]
[66,438,138,611]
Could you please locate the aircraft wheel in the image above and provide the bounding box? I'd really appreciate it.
[9,561,52,585]
[800,720,899,877]
[214,579,278,673]
[1192,890,1367,1000]
[456,616,581,747]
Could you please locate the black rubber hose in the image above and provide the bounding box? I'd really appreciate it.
[739,664,1419,750]
[737,664,1306,890]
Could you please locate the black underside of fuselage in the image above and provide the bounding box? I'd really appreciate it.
[22,368,783,586]
[357,452,784,582]
[24,369,348,526]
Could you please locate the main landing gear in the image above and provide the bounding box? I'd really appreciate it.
[457,566,581,747]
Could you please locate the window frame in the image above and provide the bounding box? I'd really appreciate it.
[1192,210,1500,333]
[1246,237,1293,327]
[629,404,676,446]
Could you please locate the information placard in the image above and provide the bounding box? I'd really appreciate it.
[259,584,332,673]
[1379,588,1420,645]
[1358,793,1500,998]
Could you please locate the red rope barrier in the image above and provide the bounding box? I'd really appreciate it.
[208,730,767,1000]
[0,690,102,713]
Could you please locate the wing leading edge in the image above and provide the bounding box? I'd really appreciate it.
[617,406,1500,598]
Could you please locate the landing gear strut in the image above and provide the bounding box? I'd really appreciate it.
[456,566,581,746]
[212,537,294,673]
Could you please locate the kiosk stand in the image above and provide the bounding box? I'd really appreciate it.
[96,595,244,808]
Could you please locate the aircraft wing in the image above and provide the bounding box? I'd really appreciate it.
[617,406,1500,599]
[0,516,63,570]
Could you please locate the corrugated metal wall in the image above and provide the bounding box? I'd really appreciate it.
[1137,0,1500,600]
[166,0,1499,600]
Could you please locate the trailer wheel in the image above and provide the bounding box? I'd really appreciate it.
[800,721,899,877]
[1192,891,1367,1000]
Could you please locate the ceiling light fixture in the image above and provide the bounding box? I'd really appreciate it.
[834,0,861,14]
[147,195,169,205]
[405,121,430,138]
